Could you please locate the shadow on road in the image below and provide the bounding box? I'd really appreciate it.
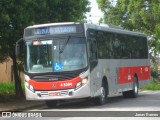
[43,95,125,110]
[40,91,160,110]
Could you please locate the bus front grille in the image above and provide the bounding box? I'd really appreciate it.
[37,90,69,97]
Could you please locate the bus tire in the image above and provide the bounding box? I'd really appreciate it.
[94,82,108,105]
[45,100,58,108]
[123,76,139,98]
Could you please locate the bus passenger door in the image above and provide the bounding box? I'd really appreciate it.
[88,39,99,96]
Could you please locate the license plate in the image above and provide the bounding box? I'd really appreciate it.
[49,92,60,96]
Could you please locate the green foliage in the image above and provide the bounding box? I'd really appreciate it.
[0,82,24,93]
[0,82,15,94]
[0,82,25,101]
[141,82,160,90]
[97,0,160,54]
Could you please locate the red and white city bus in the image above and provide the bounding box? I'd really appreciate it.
[16,22,150,107]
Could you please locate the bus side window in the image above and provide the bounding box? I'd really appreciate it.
[90,39,97,61]
[112,34,121,59]
[105,34,113,59]
[87,29,97,61]
[139,37,148,59]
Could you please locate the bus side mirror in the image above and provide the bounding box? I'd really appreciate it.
[15,38,23,57]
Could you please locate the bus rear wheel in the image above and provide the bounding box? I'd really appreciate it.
[123,76,139,98]
[94,82,108,105]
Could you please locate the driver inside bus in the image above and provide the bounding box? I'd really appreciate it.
[73,45,84,59]
[63,44,86,68]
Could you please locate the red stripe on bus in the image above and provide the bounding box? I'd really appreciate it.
[118,66,150,84]
[28,77,81,91]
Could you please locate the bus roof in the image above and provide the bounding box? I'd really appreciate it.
[84,23,147,37]
[26,22,80,29]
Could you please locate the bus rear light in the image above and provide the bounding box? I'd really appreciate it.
[75,78,88,90]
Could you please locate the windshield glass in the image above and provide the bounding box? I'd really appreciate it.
[25,37,88,73]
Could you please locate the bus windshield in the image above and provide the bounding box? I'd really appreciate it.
[25,37,88,73]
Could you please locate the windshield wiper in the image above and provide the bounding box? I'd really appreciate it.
[59,36,70,54]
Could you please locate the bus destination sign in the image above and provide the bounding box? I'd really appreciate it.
[34,26,76,35]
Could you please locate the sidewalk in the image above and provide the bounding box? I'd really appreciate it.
[0,98,45,111]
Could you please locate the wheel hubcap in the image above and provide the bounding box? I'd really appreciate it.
[100,87,105,102]
[134,82,138,94]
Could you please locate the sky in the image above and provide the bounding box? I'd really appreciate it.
[86,0,104,23]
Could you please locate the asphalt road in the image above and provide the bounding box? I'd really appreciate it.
[1,90,160,120]
[32,90,160,111]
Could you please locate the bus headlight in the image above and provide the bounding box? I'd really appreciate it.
[75,78,88,90]
[29,85,35,92]
[25,82,29,88]
[76,82,82,89]
[82,78,88,84]
[25,82,35,93]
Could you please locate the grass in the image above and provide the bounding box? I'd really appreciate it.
[0,82,25,94]
[0,82,16,102]
[141,81,160,90]
[0,82,25,102]
[0,82,15,94]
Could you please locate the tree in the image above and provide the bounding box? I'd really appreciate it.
[97,0,160,56]
[0,0,90,97]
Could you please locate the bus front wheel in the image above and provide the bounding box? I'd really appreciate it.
[94,82,108,105]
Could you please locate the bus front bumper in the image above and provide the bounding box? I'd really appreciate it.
[25,84,90,100]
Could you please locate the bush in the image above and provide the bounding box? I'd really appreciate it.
[0,82,15,94]
[141,81,160,90]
